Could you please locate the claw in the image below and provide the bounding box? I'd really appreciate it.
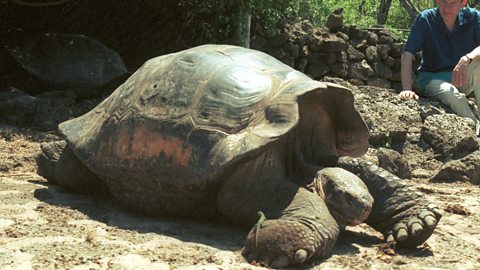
[295,249,308,264]
[410,222,423,236]
[418,210,431,219]
[407,217,422,236]
[432,208,443,218]
[427,204,443,218]
[425,204,443,219]
[423,215,438,228]
[395,228,408,241]
[386,234,395,243]
[427,203,437,210]
[257,258,270,267]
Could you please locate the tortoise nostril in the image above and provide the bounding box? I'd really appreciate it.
[363,207,372,216]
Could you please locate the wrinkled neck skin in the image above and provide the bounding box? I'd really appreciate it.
[280,121,339,188]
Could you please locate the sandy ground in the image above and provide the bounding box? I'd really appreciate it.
[0,127,479,270]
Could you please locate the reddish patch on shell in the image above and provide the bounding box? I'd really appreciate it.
[115,125,192,167]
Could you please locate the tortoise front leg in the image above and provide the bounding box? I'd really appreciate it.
[337,156,442,247]
[216,154,339,268]
[240,189,339,268]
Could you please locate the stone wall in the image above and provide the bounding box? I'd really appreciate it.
[250,17,419,92]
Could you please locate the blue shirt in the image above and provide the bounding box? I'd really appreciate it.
[405,7,480,73]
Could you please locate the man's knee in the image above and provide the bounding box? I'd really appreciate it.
[442,91,468,106]
[428,83,463,104]
[466,61,480,94]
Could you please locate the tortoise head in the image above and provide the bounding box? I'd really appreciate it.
[315,167,373,227]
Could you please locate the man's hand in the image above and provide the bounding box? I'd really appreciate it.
[452,55,471,87]
[399,90,419,100]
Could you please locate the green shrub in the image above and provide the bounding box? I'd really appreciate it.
[178,0,439,42]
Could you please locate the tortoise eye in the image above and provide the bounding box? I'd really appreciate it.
[345,193,354,205]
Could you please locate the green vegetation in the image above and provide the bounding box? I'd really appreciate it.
[178,1,447,43]
[283,0,437,39]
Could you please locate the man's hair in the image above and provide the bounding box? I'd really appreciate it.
[436,0,468,6]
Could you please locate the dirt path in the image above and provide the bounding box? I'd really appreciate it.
[0,128,479,270]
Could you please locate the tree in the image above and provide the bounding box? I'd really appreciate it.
[399,0,420,21]
[226,0,251,48]
[376,0,421,27]
[377,0,393,25]
[178,0,252,47]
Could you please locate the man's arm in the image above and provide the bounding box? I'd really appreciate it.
[399,51,419,100]
[466,46,480,61]
[452,46,480,87]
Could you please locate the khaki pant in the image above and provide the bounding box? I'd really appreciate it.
[423,60,480,124]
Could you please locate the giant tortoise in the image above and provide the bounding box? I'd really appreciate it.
[37,44,442,268]
[2,31,128,96]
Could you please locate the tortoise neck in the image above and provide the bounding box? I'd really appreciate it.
[279,130,320,186]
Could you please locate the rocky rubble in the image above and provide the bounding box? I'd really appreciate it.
[324,77,480,185]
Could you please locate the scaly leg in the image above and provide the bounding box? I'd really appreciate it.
[337,156,442,247]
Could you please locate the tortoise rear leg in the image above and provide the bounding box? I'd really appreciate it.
[37,140,109,196]
[338,156,442,248]
[217,152,339,268]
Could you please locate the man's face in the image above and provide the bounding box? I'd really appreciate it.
[436,0,465,22]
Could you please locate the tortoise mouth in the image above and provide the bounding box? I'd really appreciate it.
[347,206,371,226]
[349,219,363,226]
[335,206,371,227]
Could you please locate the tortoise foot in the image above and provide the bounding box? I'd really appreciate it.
[337,157,442,248]
[242,219,331,268]
[385,203,442,248]
[367,179,443,248]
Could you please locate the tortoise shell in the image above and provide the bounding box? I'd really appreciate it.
[6,32,128,90]
[59,44,368,215]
